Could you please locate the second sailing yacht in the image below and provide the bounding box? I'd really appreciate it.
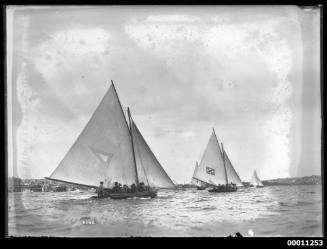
[192,129,243,193]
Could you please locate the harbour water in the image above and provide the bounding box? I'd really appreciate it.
[8,185,322,237]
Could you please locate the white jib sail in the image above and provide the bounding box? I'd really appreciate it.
[49,84,137,188]
[250,170,264,186]
[223,150,243,186]
[191,161,199,185]
[131,118,175,189]
[191,161,205,186]
[193,129,227,186]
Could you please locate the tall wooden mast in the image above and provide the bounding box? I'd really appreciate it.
[111,80,139,185]
[221,142,229,185]
[127,107,139,185]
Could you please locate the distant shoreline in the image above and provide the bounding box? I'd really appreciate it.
[259,175,321,186]
[180,175,321,188]
[8,174,321,188]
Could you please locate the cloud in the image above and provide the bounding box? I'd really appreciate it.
[153,126,169,138]
[32,26,111,79]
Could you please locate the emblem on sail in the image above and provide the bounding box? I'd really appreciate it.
[206,167,215,175]
[46,81,175,190]
[88,146,114,168]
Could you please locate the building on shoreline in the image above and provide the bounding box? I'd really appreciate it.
[7,177,80,192]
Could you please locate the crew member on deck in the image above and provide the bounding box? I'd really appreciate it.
[113,182,121,193]
[131,184,137,192]
[138,182,145,192]
[98,181,104,198]
[144,184,150,191]
[122,184,129,193]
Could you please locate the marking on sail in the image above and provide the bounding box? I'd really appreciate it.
[206,166,215,175]
[88,145,114,169]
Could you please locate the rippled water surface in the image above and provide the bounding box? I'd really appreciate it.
[8,185,322,237]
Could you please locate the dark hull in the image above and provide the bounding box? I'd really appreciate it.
[208,186,237,193]
[109,190,157,199]
[93,189,158,199]
[196,186,206,190]
[249,185,264,188]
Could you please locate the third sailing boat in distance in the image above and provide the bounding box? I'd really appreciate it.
[192,129,243,193]
[46,81,175,199]
[250,170,264,188]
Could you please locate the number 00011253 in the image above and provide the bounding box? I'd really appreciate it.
[287,240,323,246]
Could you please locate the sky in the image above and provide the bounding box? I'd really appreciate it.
[6,6,321,183]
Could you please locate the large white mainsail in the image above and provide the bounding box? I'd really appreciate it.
[47,83,137,188]
[250,170,264,187]
[223,149,243,187]
[130,117,175,189]
[193,129,228,186]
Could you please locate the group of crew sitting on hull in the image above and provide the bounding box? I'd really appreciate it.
[215,182,237,190]
[97,181,150,198]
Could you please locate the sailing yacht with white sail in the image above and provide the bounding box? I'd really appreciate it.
[46,81,175,199]
[250,170,264,188]
[192,129,243,193]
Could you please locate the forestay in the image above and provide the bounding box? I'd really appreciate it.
[48,84,137,188]
[193,130,227,186]
[131,118,175,189]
